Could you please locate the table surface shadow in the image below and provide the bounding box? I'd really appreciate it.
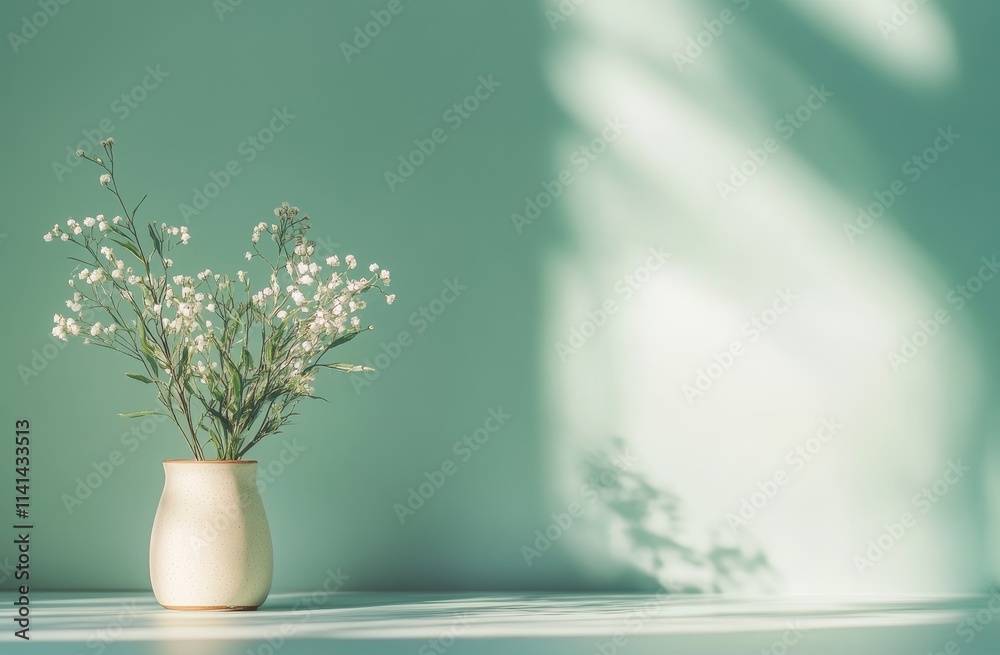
[2,591,1000,654]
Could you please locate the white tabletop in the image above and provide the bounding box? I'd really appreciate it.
[2,591,999,654]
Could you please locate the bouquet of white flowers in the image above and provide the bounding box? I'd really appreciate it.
[44,139,394,460]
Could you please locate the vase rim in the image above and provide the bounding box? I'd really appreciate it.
[162,459,258,464]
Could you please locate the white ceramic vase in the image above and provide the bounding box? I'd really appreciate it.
[149,460,273,610]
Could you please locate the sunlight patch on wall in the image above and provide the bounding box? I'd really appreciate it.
[779,0,958,89]
[542,0,986,593]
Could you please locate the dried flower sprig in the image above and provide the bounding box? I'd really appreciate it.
[45,140,394,459]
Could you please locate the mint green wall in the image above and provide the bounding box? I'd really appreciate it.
[1,0,999,593]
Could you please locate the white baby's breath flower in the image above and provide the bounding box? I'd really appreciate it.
[98,219,108,231]
[43,233,53,242]
[386,293,395,305]
[113,215,122,224]
[106,323,117,333]
[60,234,69,241]
[237,270,246,282]
[75,149,85,157]
[90,323,102,337]
[369,262,379,272]
[83,216,95,227]
[345,255,357,269]
[99,174,111,186]
[325,255,339,266]
[245,252,253,260]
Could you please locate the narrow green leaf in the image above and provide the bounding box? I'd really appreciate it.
[118,410,161,418]
[132,194,148,218]
[147,223,162,255]
[317,363,373,372]
[110,238,143,263]
[137,320,160,376]
[240,347,253,372]
[329,329,364,348]
[222,352,242,407]
[125,372,154,384]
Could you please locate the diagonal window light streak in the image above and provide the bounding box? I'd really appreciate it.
[540,0,985,594]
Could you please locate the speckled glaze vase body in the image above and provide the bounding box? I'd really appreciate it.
[150,460,272,610]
